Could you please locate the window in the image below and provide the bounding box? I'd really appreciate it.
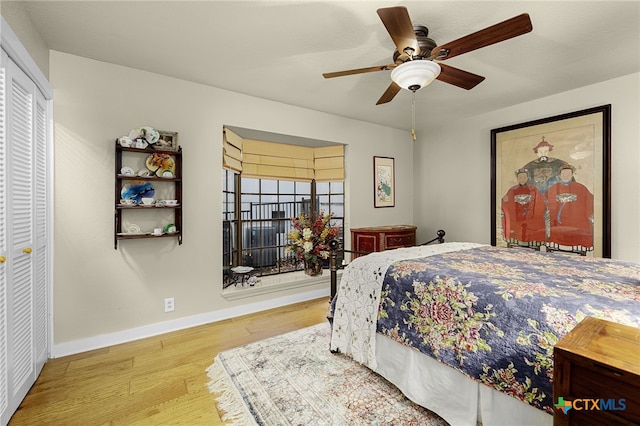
[221,126,345,288]
[222,170,344,288]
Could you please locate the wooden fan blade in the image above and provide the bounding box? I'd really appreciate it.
[376,82,402,105]
[437,63,485,90]
[377,6,420,58]
[323,64,396,79]
[431,13,532,60]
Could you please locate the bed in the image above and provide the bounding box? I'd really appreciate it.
[328,241,640,426]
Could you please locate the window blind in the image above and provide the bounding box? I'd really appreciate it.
[314,145,345,182]
[242,138,315,181]
[222,127,344,182]
[222,128,243,173]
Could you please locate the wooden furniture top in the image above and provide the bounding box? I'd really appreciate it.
[555,316,640,376]
[350,225,417,232]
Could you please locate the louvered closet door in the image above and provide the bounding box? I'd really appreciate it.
[0,49,9,425]
[1,22,52,423]
[3,53,39,424]
[32,86,48,371]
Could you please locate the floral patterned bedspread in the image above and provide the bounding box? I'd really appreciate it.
[377,245,640,413]
[330,242,484,368]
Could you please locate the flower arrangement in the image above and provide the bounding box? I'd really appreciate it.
[286,212,340,271]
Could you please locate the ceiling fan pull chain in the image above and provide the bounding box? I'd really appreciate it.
[411,91,417,141]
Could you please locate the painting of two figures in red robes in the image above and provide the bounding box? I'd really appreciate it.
[491,105,611,258]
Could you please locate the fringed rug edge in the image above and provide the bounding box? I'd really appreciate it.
[206,354,257,426]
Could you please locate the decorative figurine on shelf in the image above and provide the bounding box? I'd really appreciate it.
[118,136,133,147]
[117,126,160,149]
[286,211,340,276]
[129,126,159,145]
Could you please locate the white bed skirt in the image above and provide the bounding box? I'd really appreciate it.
[374,334,553,426]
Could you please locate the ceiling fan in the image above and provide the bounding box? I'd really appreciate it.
[323,6,533,105]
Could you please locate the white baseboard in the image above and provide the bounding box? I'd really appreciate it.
[51,287,330,358]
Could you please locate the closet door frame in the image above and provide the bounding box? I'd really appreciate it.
[1,15,54,424]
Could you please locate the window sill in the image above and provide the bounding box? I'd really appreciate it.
[221,269,342,301]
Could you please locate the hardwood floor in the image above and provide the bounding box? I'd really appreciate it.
[8,297,331,425]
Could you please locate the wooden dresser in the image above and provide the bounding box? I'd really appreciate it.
[350,225,417,259]
[553,317,640,426]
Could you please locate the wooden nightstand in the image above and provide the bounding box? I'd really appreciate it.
[350,225,417,259]
[553,317,640,426]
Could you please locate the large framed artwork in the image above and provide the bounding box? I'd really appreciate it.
[491,105,611,258]
[374,156,395,208]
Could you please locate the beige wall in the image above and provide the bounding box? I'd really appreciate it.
[413,73,640,262]
[1,1,49,77]
[50,51,415,355]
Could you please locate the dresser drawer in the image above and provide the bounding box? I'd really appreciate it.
[384,232,415,249]
[352,234,377,254]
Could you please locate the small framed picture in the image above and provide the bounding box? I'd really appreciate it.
[373,156,395,208]
[156,130,179,151]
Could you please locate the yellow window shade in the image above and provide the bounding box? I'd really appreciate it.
[243,138,315,182]
[223,128,243,172]
[243,139,314,159]
[242,153,314,169]
[314,145,344,182]
[242,163,316,181]
[222,128,344,182]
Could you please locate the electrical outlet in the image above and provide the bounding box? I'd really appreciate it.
[164,297,175,312]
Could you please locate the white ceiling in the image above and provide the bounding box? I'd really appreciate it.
[20,1,640,134]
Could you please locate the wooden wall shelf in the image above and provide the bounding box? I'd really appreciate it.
[114,141,183,248]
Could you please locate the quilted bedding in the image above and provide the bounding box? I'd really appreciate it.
[330,243,640,413]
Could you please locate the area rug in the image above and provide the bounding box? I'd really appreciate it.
[207,321,448,425]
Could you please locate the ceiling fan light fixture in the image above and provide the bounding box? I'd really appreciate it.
[391,60,441,92]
